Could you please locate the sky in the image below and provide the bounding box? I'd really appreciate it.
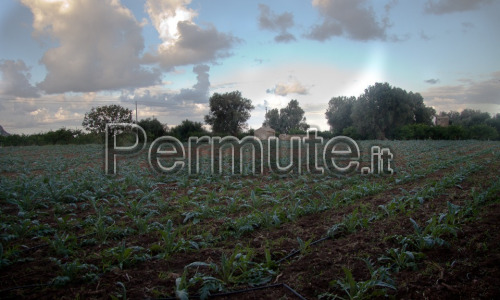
[0,0,499,135]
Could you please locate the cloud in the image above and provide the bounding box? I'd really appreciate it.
[422,72,500,112]
[168,64,210,103]
[425,78,440,84]
[29,106,82,124]
[306,0,388,41]
[424,0,493,14]
[267,79,309,96]
[461,22,475,33]
[20,0,161,94]
[120,64,210,107]
[0,59,40,98]
[258,4,296,43]
[420,31,432,41]
[144,0,238,70]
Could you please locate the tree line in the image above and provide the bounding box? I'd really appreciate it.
[1,82,498,146]
[325,82,499,140]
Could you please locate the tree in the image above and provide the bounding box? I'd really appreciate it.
[138,117,166,140]
[204,91,254,135]
[170,119,207,141]
[486,113,500,136]
[410,92,435,125]
[263,108,280,129]
[469,124,498,140]
[82,104,133,134]
[279,99,309,133]
[264,99,309,133]
[325,96,355,135]
[458,109,491,127]
[351,82,433,139]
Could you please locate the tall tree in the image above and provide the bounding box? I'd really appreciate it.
[82,104,133,134]
[351,82,421,139]
[280,99,309,133]
[204,91,254,135]
[409,92,435,125]
[264,99,309,133]
[325,96,355,135]
[263,108,280,129]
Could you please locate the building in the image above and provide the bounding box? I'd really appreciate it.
[254,125,275,140]
[435,116,449,127]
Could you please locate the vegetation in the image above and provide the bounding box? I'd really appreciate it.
[169,119,207,141]
[204,91,254,136]
[326,82,435,139]
[264,99,309,134]
[325,82,499,140]
[0,140,499,298]
[82,104,133,134]
[137,117,166,140]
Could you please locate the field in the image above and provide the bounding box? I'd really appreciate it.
[1,140,499,299]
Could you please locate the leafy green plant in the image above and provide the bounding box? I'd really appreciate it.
[110,281,127,300]
[394,217,458,251]
[297,236,313,256]
[183,246,276,298]
[50,258,98,286]
[103,242,149,270]
[378,244,424,272]
[45,232,77,257]
[320,264,395,300]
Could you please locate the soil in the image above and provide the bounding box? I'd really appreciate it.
[1,142,499,299]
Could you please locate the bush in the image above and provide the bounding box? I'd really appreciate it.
[468,124,498,140]
[342,126,361,139]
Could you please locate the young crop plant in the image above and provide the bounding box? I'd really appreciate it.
[296,236,314,256]
[50,258,99,286]
[151,219,194,259]
[393,216,459,251]
[378,244,424,272]
[319,261,396,300]
[103,242,150,270]
[181,246,277,298]
[45,232,77,257]
[111,281,127,300]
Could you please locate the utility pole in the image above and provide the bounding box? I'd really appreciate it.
[135,101,138,123]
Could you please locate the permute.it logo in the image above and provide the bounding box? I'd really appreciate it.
[105,123,393,176]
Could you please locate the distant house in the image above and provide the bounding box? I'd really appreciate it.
[0,125,10,137]
[435,116,449,127]
[254,125,275,140]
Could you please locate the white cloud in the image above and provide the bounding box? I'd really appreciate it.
[267,79,309,96]
[144,0,238,70]
[0,59,40,98]
[306,0,388,41]
[21,0,161,94]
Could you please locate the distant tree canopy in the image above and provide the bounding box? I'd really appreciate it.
[170,119,206,141]
[325,96,355,135]
[82,104,133,134]
[138,117,166,140]
[326,82,435,139]
[441,109,492,127]
[264,99,309,134]
[204,91,254,135]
